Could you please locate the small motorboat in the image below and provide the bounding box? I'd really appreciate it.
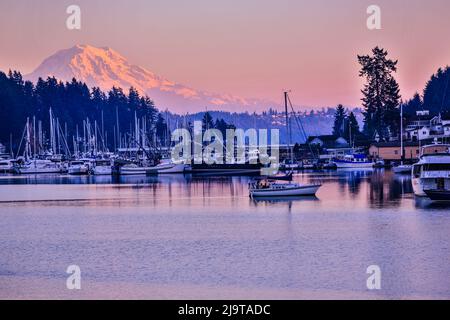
[249,179,321,197]
[393,164,412,174]
[424,189,450,201]
[68,160,90,175]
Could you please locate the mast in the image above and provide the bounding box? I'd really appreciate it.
[284,91,293,163]
[400,103,404,164]
[10,133,13,158]
[33,116,36,160]
[116,106,120,149]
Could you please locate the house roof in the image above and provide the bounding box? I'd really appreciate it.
[306,135,341,143]
[371,141,420,148]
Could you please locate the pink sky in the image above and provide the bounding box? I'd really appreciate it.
[1,0,449,109]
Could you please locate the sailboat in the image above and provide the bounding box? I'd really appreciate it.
[393,104,413,174]
[249,92,321,198]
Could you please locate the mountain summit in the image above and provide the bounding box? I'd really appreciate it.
[26,44,271,113]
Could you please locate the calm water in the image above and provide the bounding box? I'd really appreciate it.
[0,170,449,299]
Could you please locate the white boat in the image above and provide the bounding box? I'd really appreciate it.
[394,104,413,174]
[249,180,321,197]
[92,159,112,175]
[14,159,65,174]
[393,164,412,174]
[412,144,450,196]
[68,160,90,175]
[150,159,187,174]
[0,158,14,173]
[333,154,374,169]
[119,163,154,175]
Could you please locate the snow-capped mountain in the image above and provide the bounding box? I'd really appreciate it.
[26,44,273,113]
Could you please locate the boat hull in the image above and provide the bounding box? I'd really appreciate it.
[393,165,412,174]
[68,167,89,175]
[188,163,263,176]
[93,166,112,175]
[15,167,63,174]
[413,177,450,196]
[250,184,321,197]
[334,161,374,169]
[154,163,187,174]
[424,189,450,201]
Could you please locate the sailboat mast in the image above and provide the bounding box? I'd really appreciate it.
[400,103,404,163]
[284,91,293,163]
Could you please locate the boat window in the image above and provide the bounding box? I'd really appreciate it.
[423,164,450,171]
[413,165,421,178]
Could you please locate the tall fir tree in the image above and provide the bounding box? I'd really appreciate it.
[344,112,360,144]
[202,112,214,132]
[332,104,347,137]
[358,47,401,141]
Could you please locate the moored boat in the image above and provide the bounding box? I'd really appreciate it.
[393,164,412,174]
[412,144,450,196]
[92,159,112,175]
[333,153,374,169]
[68,160,90,175]
[13,159,65,174]
[249,179,321,197]
[0,158,15,173]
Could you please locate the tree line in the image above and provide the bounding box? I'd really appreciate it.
[0,70,165,151]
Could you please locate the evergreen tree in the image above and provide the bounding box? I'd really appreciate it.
[403,93,423,116]
[202,112,214,132]
[358,47,401,141]
[344,112,360,143]
[332,104,347,137]
[155,113,168,146]
[422,66,450,114]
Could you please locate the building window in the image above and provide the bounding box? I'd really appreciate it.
[394,150,398,155]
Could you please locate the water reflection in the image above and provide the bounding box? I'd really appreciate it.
[0,170,434,211]
[1,170,450,299]
[250,196,319,212]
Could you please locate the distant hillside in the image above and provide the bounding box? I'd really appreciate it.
[164,108,363,144]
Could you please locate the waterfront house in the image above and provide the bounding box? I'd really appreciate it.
[305,135,352,160]
[369,141,421,161]
[405,113,450,142]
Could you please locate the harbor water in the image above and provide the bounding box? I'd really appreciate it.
[0,169,449,299]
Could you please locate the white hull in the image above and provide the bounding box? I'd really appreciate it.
[119,166,153,175]
[155,163,186,174]
[14,160,64,174]
[413,177,450,197]
[393,165,412,174]
[16,167,62,174]
[0,166,14,173]
[93,166,112,175]
[335,162,374,169]
[68,167,89,175]
[250,184,321,197]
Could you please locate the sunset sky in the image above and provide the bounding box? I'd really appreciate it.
[1,0,449,109]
